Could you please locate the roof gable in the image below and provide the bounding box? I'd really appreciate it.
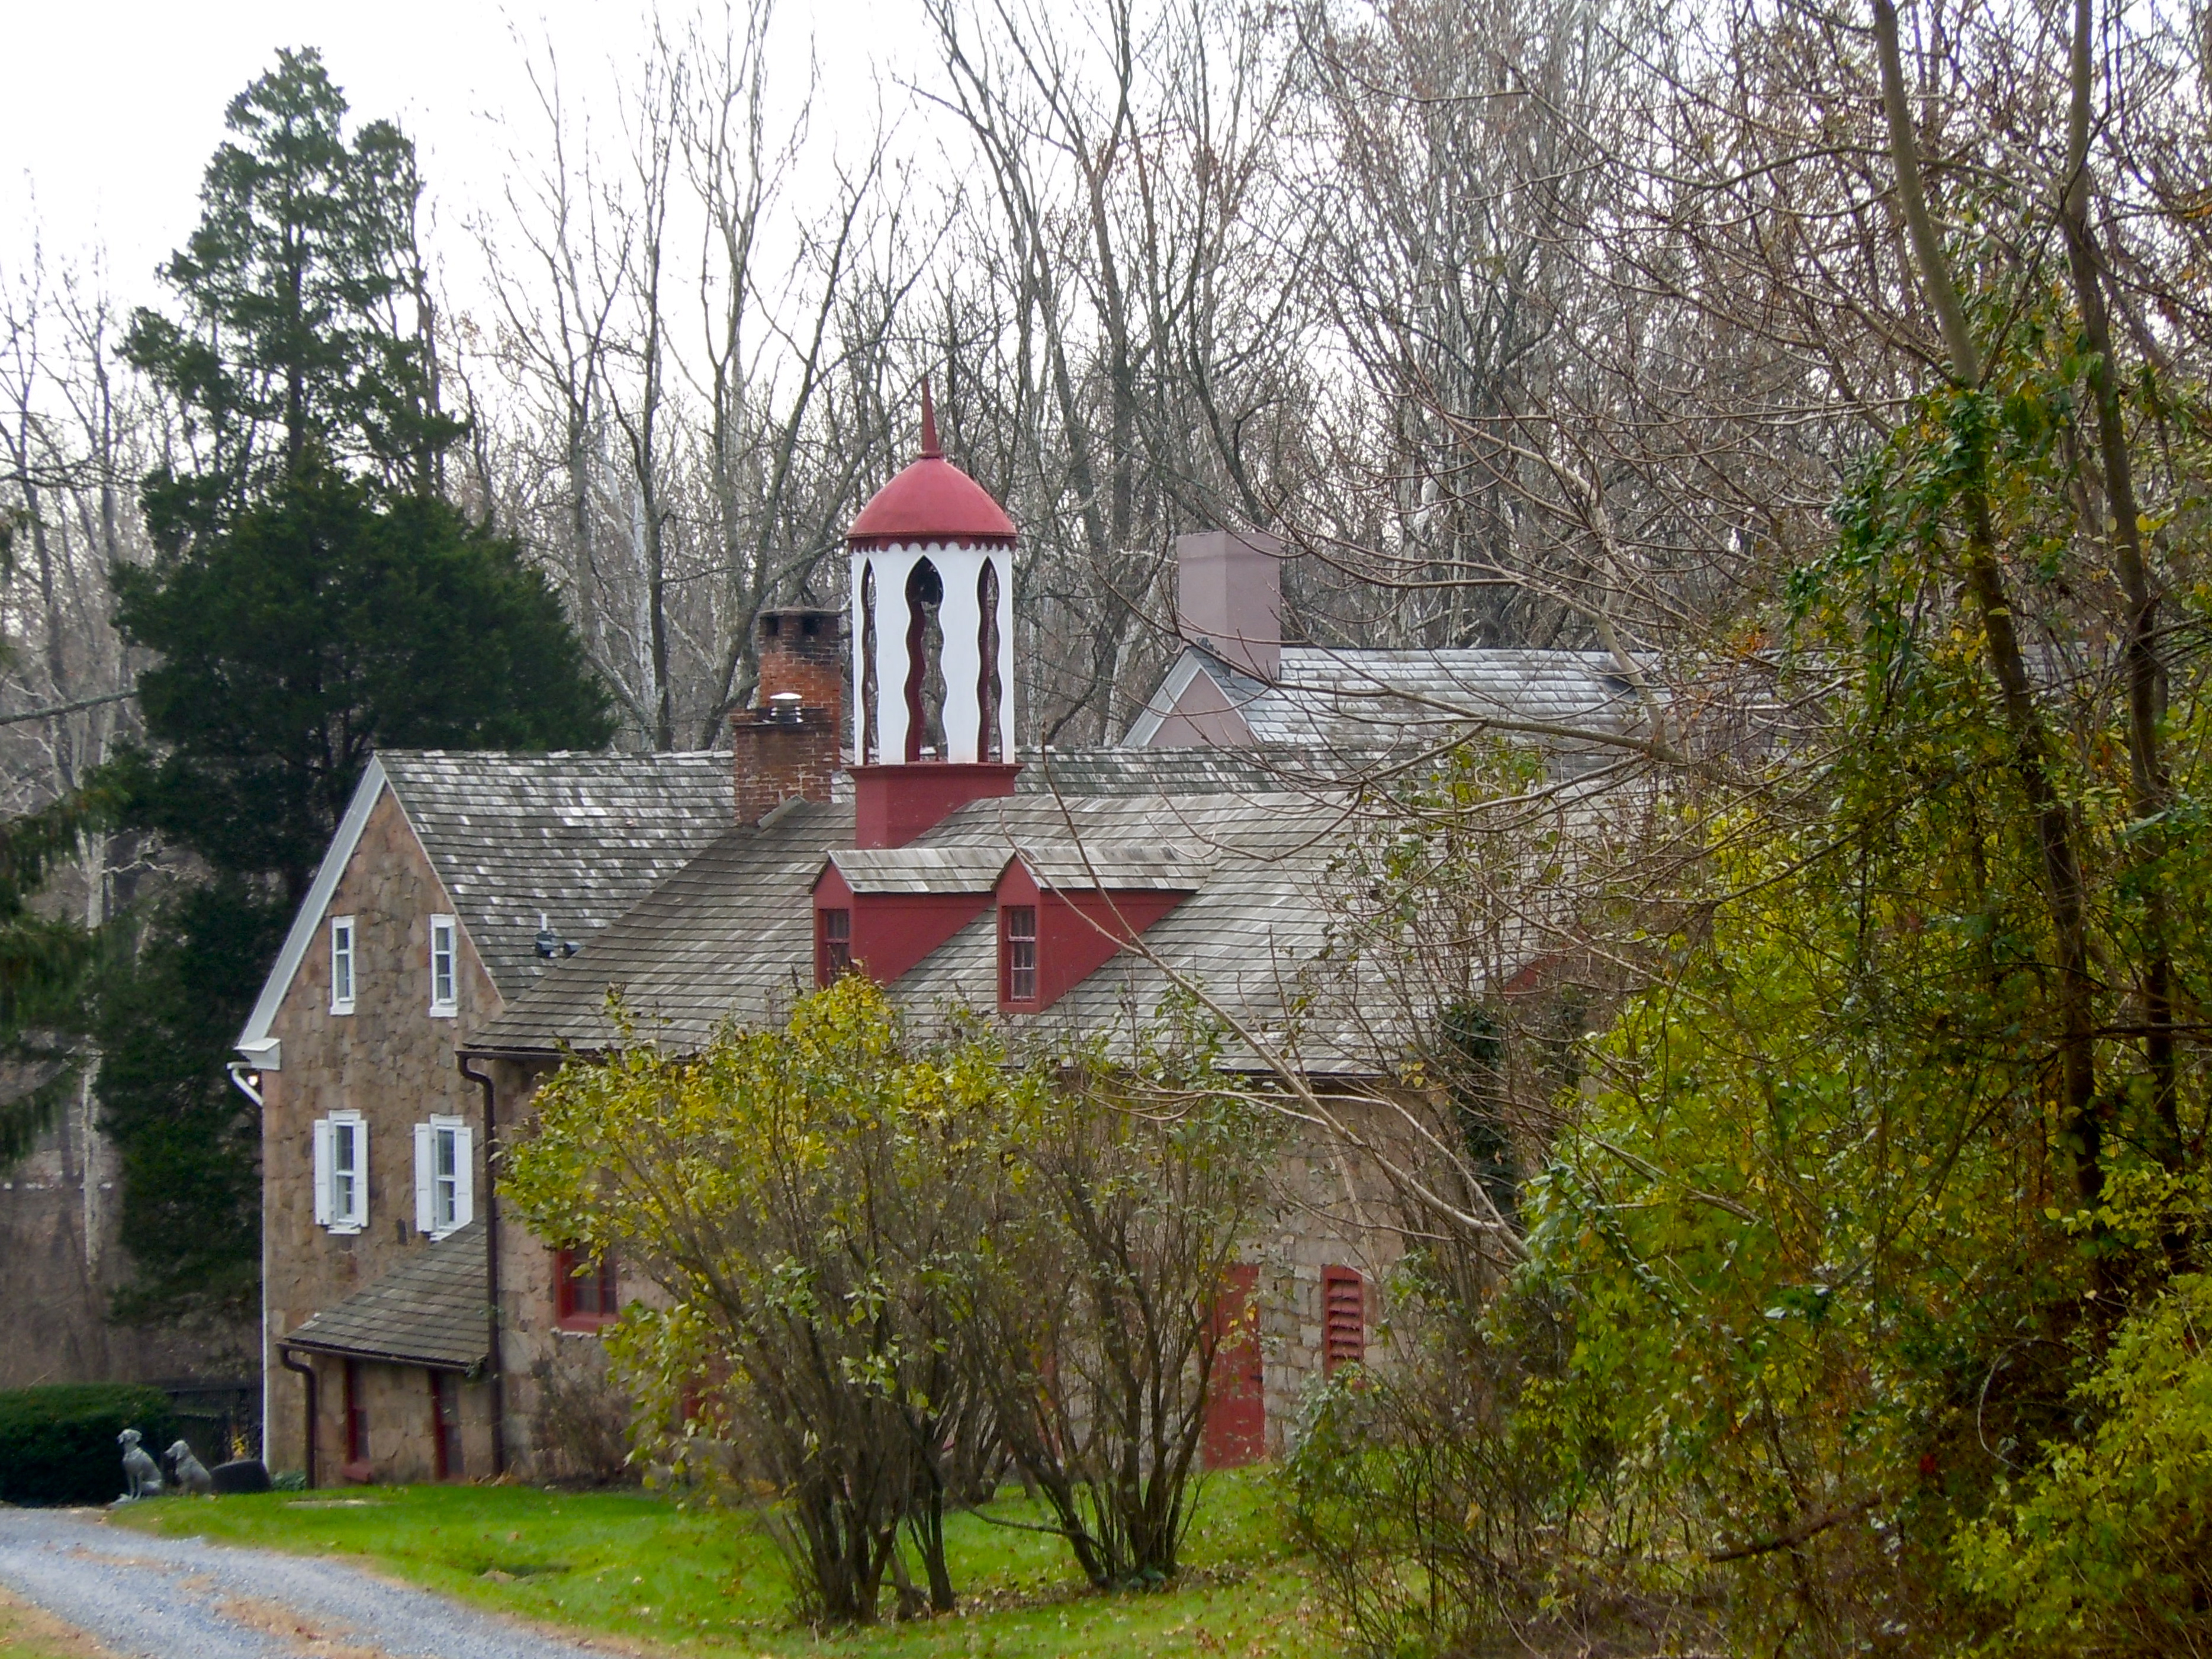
[378,750,734,995]
[237,750,738,1062]
[236,755,395,1066]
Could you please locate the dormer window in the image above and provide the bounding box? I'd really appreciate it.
[1003,905,1038,1003]
[818,908,852,985]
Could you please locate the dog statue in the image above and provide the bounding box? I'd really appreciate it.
[117,1427,163,1500]
[166,1440,213,1496]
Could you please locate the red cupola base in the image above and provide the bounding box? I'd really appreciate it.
[851,763,1022,849]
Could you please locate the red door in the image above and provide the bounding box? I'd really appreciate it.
[1203,1264,1265,1468]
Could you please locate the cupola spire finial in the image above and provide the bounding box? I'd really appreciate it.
[919,374,941,459]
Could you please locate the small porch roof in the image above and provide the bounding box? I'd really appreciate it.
[282,1222,489,1373]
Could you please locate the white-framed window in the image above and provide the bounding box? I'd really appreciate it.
[413,1115,474,1238]
[312,1110,368,1233]
[428,914,459,1017]
[329,916,356,1014]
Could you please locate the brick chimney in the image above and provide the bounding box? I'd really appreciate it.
[1176,529,1282,681]
[732,609,842,826]
[757,607,844,709]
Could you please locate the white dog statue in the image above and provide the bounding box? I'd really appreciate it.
[166,1440,213,1496]
[117,1427,163,1500]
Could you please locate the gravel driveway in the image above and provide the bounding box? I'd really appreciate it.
[0,1507,612,1659]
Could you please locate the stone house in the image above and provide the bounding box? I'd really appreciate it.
[234,751,732,1484]
[243,401,1635,1484]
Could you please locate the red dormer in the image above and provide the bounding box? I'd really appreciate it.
[994,845,1207,1012]
[811,847,1006,987]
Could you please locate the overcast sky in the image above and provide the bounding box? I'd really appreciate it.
[2,0,939,314]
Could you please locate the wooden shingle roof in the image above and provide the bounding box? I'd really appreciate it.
[1123,645,1650,760]
[467,778,1393,1072]
[380,751,735,999]
[282,1222,488,1372]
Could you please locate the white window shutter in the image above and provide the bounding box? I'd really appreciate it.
[353,1119,369,1227]
[453,1124,475,1230]
[312,1118,333,1227]
[414,1123,435,1234]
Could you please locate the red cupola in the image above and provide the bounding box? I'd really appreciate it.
[847,382,1015,551]
[846,381,1022,843]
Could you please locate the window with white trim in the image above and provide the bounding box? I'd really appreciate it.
[1002,905,1038,1003]
[313,1110,368,1233]
[329,916,356,1014]
[413,1115,474,1238]
[428,914,459,1017]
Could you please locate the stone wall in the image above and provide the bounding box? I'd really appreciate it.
[0,1085,249,1390]
[1256,1100,1413,1454]
[488,1057,651,1487]
[300,1356,493,1486]
[262,787,502,1479]
[481,1062,1414,1477]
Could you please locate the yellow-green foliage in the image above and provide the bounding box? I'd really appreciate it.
[501,979,1276,1623]
[1956,1275,2212,1656]
[503,979,1022,1622]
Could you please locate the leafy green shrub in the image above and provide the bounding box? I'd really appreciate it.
[1955,1274,2212,1657]
[0,1384,179,1505]
[1284,1280,1684,1659]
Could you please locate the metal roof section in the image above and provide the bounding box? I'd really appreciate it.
[1011,840,1214,891]
[846,384,1017,550]
[827,846,1009,893]
[281,1221,488,1372]
[1123,644,1650,755]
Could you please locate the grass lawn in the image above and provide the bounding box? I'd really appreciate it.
[0,1589,115,1659]
[108,1468,1336,1657]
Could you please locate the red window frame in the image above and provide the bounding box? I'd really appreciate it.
[816,907,852,985]
[429,1369,463,1480]
[343,1358,369,1466]
[1322,1266,1366,1374]
[555,1246,620,1331]
[1002,905,1038,1003]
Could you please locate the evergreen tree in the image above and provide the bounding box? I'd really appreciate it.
[111,465,615,901]
[122,47,462,542]
[95,50,613,1317]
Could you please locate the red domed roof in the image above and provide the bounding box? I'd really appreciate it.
[847,384,1016,549]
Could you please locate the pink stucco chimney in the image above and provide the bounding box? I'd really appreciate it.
[1176,529,1282,681]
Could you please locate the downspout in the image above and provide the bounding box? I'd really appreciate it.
[460,1056,506,1478]
[278,1348,317,1489]
[226,1062,269,1465]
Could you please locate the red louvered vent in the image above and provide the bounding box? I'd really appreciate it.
[1323,1266,1365,1373]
